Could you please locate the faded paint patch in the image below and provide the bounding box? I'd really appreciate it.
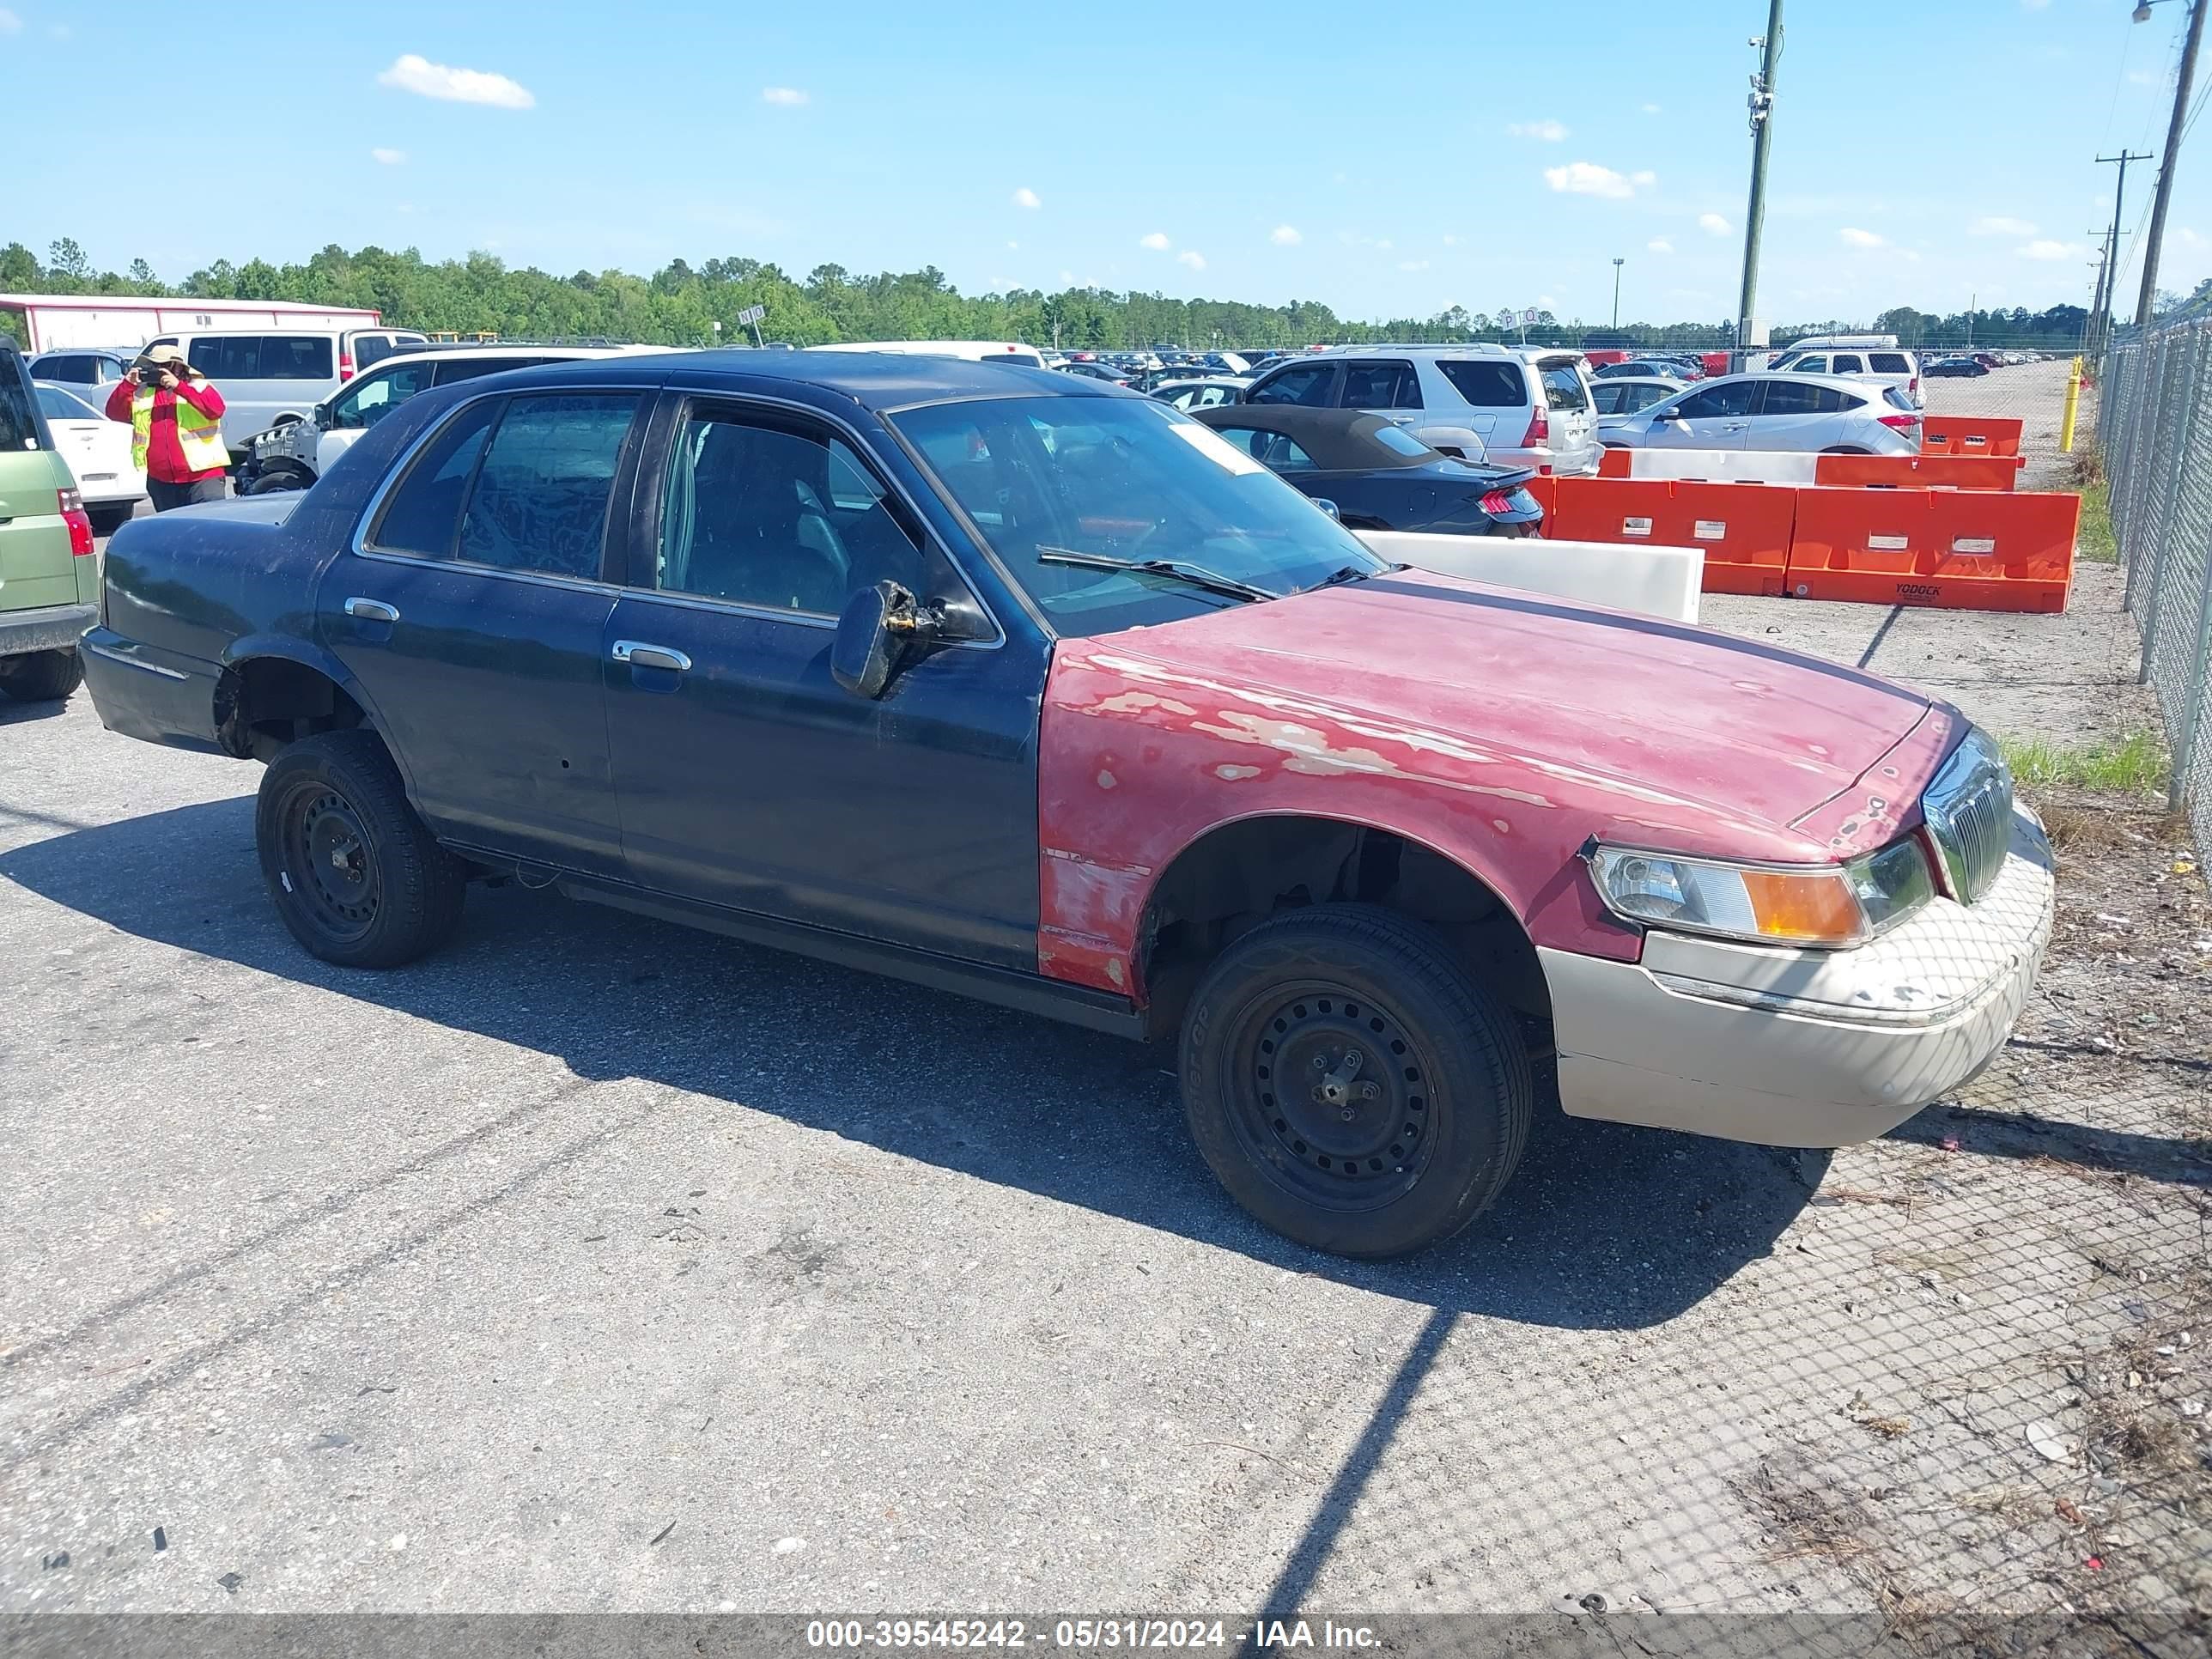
[1095,690,1199,718]
[1106,957,1126,986]
[1097,770,1117,789]
[1215,763,1261,781]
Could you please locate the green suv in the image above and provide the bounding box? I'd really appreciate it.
[0,334,97,702]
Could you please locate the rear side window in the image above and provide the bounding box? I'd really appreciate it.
[1677,381,1758,418]
[33,354,95,384]
[1249,363,1338,406]
[1882,386,1917,412]
[264,336,334,379]
[1207,426,1316,471]
[1869,353,1911,374]
[369,397,502,557]
[455,393,639,579]
[0,352,42,450]
[1756,381,1848,416]
[1340,360,1421,410]
[1540,367,1589,412]
[1791,355,1828,374]
[1436,359,1525,407]
[1832,354,1865,374]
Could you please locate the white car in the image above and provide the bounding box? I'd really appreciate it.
[33,381,143,533]
[240,343,672,493]
[1599,372,1922,456]
[1765,344,1923,410]
[1150,376,1252,410]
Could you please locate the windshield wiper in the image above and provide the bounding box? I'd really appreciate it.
[1036,545,1277,604]
[1303,561,1405,593]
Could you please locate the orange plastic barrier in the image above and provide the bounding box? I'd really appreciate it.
[1540,477,1795,596]
[1596,447,1632,478]
[1812,453,2025,491]
[1920,416,2023,458]
[1784,488,2077,612]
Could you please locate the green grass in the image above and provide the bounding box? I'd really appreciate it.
[2075,477,2117,563]
[2000,730,2167,794]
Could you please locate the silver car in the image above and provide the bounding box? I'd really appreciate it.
[1241,344,1601,475]
[1598,372,1922,456]
[1589,375,1684,416]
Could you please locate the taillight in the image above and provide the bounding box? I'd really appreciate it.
[59,487,94,556]
[1480,490,1513,515]
[339,350,355,381]
[1522,404,1550,447]
[1877,413,1919,430]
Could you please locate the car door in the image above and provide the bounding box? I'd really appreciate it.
[1646,380,1756,449]
[315,387,646,876]
[1246,361,1341,407]
[1741,379,1849,451]
[1339,359,1421,426]
[597,393,1045,969]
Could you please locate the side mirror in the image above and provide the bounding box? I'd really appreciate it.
[1310,497,1342,521]
[832,580,939,700]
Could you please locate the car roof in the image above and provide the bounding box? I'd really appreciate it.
[1301,343,1518,361]
[1602,375,1686,388]
[1190,404,1438,471]
[374,343,668,367]
[481,347,1136,413]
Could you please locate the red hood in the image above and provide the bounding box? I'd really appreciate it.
[1089,569,1949,856]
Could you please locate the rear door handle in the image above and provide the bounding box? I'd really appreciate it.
[611,640,691,672]
[343,597,399,623]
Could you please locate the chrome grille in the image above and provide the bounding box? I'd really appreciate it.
[1921,732,2013,904]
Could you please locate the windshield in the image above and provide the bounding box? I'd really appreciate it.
[35,384,99,422]
[891,394,1384,636]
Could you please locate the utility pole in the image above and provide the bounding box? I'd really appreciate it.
[2093,150,2153,355]
[2136,0,2207,325]
[1734,0,1784,370]
[1966,292,1976,350]
[1612,258,1625,329]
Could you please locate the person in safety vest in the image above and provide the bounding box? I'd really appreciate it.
[103,343,229,511]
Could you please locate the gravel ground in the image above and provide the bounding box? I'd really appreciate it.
[3,361,2205,1652]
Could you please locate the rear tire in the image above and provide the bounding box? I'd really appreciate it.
[245,471,307,495]
[0,647,84,702]
[256,730,465,969]
[1179,903,1532,1258]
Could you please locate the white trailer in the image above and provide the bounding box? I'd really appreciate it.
[0,294,385,353]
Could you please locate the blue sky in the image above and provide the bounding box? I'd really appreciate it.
[3,0,2207,325]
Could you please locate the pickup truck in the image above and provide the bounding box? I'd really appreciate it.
[79,353,2056,1258]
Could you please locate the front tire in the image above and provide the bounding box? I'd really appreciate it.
[1179,903,1532,1258]
[0,647,84,702]
[256,730,465,968]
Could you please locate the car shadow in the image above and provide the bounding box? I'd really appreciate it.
[0,696,73,727]
[0,798,1828,1330]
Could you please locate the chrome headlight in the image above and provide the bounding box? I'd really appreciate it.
[1589,836,1936,949]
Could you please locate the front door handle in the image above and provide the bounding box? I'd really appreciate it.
[611,640,691,672]
[343,597,399,623]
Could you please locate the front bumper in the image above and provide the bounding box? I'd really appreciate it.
[0,602,97,659]
[1540,805,2056,1147]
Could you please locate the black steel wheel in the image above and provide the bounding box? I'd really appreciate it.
[1180,903,1532,1258]
[256,730,465,968]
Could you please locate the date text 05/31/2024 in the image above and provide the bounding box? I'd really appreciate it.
[805,1619,1381,1650]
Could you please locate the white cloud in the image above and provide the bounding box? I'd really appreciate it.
[1538,295,1557,307]
[1647,238,1674,254]
[1376,239,1394,251]
[1006,240,1018,250]
[1640,102,1662,114]
[1176,250,1206,270]
[2017,239,2082,261]
[1139,232,1170,251]
[1698,212,1730,236]
[1630,169,1657,187]
[1838,227,1887,248]
[371,147,407,166]
[1972,215,2037,237]
[0,9,20,31]
[1012,186,1041,210]
[761,87,809,106]
[1270,224,1302,246]
[1508,118,1569,142]
[377,53,535,109]
[1545,161,1646,199]
[1441,234,1461,246]
[1398,259,1430,271]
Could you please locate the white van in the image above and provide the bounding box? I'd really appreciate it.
[808,340,1048,369]
[138,325,429,455]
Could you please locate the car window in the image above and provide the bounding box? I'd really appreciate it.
[189,337,257,380]
[1248,363,1337,406]
[353,334,409,371]
[1791,355,1828,375]
[1755,380,1846,416]
[1435,359,1525,407]
[263,335,335,379]
[1831,354,1864,374]
[1592,383,1626,415]
[1625,384,1674,411]
[1869,353,1910,374]
[330,362,435,429]
[35,385,99,422]
[34,354,94,384]
[1340,360,1421,410]
[1370,423,1431,459]
[1675,381,1758,418]
[454,393,638,580]
[653,409,927,617]
[0,355,40,451]
[1882,386,1916,411]
[1540,366,1589,412]
[368,397,504,557]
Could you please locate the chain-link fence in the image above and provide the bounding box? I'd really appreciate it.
[2101,308,2212,850]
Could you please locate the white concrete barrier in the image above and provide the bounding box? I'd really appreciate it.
[1357,531,1704,624]
[1603,447,1820,485]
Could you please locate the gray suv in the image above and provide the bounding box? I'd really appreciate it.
[1241,345,1600,475]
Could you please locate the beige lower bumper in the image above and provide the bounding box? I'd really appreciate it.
[1540,810,2056,1148]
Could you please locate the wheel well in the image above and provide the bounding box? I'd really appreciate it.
[1137,817,1550,1035]
[215,658,369,762]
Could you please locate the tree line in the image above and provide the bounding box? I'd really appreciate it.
[0,237,2145,353]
